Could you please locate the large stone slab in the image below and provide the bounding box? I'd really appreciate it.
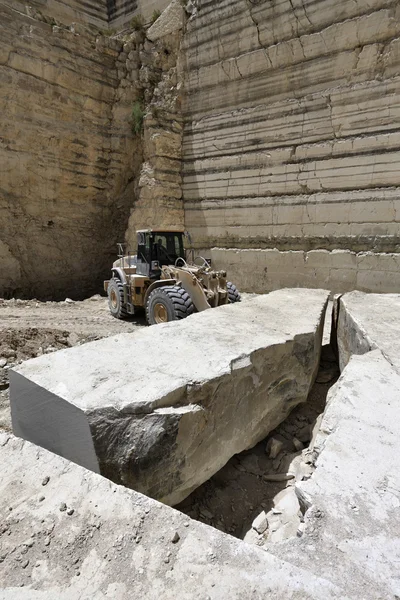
[0,432,345,599]
[336,291,400,371]
[268,349,400,599]
[10,289,328,505]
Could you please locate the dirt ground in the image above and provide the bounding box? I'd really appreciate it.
[0,295,146,430]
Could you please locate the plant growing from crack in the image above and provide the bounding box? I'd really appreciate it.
[98,28,116,37]
[130,14,144,31]
[131,100,144,135]
[151,9,161,23]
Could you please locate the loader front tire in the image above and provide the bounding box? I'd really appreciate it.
[146,285,194,325]
[227,282,241,303]
[107,277,128,319]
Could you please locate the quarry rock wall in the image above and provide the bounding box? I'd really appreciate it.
[0,1,184,299]
[2,0,400,299]
[182,0,400,293]
[123,24,186,249]
[0,4,141,299]
[4,0,171,28]
[5,0,108,26]
[109,0,172,29]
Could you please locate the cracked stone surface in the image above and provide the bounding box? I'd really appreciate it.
[267,349,400,599]
[147,0,185,42]
[335,290,400,372]
[177,344,339,540]
[10,289,328,506]
[0,431,346,599]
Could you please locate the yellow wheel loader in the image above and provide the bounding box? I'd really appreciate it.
[104,230,241,324]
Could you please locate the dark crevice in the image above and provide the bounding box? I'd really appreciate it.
[176,310,339,544]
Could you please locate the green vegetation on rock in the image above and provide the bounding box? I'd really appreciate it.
[131,100,144,135]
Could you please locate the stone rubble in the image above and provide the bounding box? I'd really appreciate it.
[251,511,268,535]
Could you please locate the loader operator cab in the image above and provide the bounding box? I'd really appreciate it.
[136,230,185,278]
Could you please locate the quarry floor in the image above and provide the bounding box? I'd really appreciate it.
[0,295,145,431]
[0,293,337,542]
[3,291,399,598]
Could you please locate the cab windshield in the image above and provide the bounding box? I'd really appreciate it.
[152,233,185,266]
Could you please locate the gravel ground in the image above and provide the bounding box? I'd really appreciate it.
[0,295,146,431]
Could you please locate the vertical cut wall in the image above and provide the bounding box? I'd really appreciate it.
[0,0,185,298]
[182,0,400,293]
[0,4,141,299]
[5,0,108,26]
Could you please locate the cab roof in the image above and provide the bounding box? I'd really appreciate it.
[136,229,185,234]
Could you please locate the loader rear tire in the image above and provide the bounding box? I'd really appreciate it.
[108,277,128,320]
[227,282,241,303]
[146,285,194,325]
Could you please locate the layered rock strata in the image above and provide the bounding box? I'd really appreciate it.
[5,0,172,28]
[0,5,137,298]
[5,0,108,26]
[207,248,400,295]
[182,0,400,293]
[10,289,328,505]
[0,1,184,299]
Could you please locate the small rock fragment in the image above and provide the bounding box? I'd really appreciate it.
[199,508,213,520]
[67,508,74,516]
[266,437,284,459]
[21,560,29,569]
[263,473,295,482]
[243,528,261,545]
[252,511,268,534]
[59,503,67,512]
[293,437,304,451]
[297,523,306,537]
[0,359,7,368]
[41,476,50,486]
